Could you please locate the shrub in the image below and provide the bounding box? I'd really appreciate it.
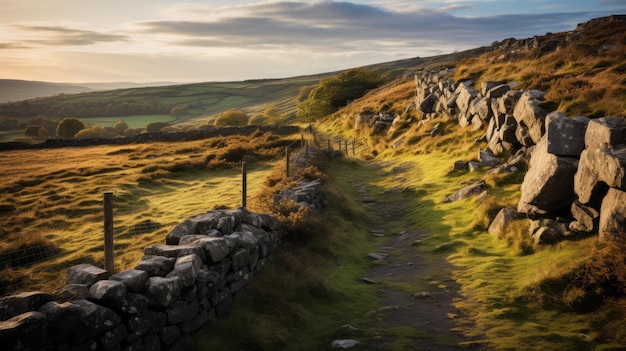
[214,109,249,126]
[56,118,85,139]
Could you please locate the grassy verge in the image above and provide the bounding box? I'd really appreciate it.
[194,159,384,350]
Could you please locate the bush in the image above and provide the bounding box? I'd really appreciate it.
[248,114,268,125]
[214,109,249,126]
[297,68,383,120]
[56,118,85,139]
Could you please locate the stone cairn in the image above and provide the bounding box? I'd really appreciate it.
[0,208,283,351]
[405,68,624,244]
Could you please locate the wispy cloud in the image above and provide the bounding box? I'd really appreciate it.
[2,24,128,48]
[137,1,597,52]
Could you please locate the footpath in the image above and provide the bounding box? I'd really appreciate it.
[332,158,476,350]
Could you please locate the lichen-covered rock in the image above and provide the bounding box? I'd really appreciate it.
[513,90,548,145]
[0,311,47,351]
[0,291,52,321]
[182,237,231,264]
[135,255,176,277]
[145,276,181,308]
[443,182,488,203]
[89,280,128,303]
[517,137,578,216]
[455,82,478,117]
[599,188,626,241]
[569,200,600,233]
[488,208,520,238]
[166,254,203,288]
[109,269,149,293]
[574,146,626,207]
[38,301,84,341]
[545,111,589,157]
[72,299,122,343]
[486,83,511,99]
[144,244,207,262]
[66,264,110,287]
[584,117,626,151]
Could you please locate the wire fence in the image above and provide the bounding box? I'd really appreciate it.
[0,130,324,295]
[0,128,370,296]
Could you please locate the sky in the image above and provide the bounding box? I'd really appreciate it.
[1,0,625,84]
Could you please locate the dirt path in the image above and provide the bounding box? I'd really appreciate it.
[341,160,477,350]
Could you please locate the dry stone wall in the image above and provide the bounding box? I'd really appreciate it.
[0,208,283,351]
[410,68,626,243]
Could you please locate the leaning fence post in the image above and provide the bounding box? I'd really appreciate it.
[285,146,290,177]
[103,192,114,274]
[242,161,247,209]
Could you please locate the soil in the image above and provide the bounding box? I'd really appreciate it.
[342,160,480,350]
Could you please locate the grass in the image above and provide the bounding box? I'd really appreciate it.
[207,99,625,350]
[194,158,384,350]
[77,114,176,129]
[0,130,300,294]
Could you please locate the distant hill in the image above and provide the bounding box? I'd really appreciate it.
[0,80,95,103]
[0,80,182,103]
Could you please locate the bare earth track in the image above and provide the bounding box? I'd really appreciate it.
[346,160,478,350]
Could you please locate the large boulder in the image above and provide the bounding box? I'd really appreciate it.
[513,90,548,145]
[455,82,478,117]
[598,188,626,242]
[544,111,590,157]
[574,146,626,208]
[517,137,579,216]
[584,117,626,151]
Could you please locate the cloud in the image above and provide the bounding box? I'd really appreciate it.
[137,1,600,53]
[4,24,129,48]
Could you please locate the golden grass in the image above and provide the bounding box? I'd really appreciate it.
[453,21,626,118]
[0,131,300,294]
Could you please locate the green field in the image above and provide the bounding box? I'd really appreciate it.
[78,114,176,128]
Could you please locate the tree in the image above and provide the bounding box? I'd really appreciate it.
[56,118,85,139]
[248,114,269,125]
[24,125,42,139]
[264,106,284,125]
[214,109,249,127]
[297,68,383,120]
[146,121,170,133]
[37,127,49,140]
[112,120,129,135]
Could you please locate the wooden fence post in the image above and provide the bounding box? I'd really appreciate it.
[285,146,290,177]
[301,134,304,149]
[337,140,342,157]
[305,141,309,164]
[352,139,356,155]
[327,140,332,156]
[344,140,348,155]
[242,161,247,209]
[103,192,114,274]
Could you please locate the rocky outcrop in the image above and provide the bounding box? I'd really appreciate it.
[0,208,283,351]
[410,67,625,244]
